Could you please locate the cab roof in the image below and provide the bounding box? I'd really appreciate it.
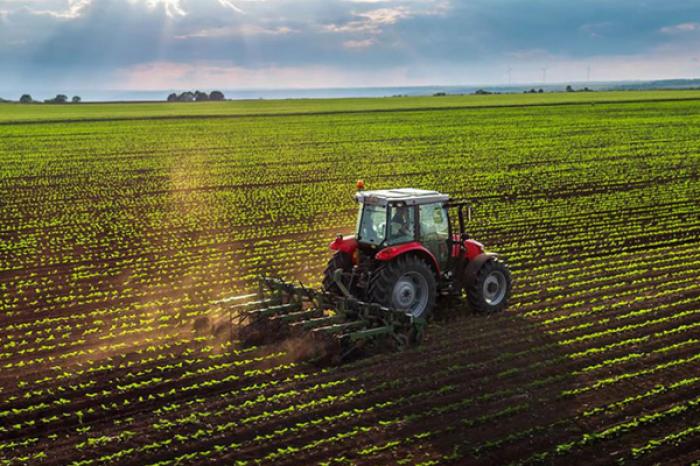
[355,188,450,206]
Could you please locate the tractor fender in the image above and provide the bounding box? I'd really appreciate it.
[464,239,485,260]
[375,242,441,274]
[462,252,499,289]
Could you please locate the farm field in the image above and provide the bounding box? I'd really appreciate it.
[3,89,700,123]
[1,91,699,465]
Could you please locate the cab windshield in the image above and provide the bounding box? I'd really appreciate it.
[357,203,416,246]
[357,205,387,245]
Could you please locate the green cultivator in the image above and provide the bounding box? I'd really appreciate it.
[225,277,426,363]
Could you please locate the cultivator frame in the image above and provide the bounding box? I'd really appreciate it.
[223,277,426,363]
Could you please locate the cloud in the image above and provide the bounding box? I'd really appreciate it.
[175,24,295,39]
[324,6,411,34]
[343,38,376,49]
[579,22,614,38]
[660,22,700,34]
[26,0,92,19]
[140,0,186,17]
[360,7,409,24]
[115,60,419,89]
[217,0,244,14]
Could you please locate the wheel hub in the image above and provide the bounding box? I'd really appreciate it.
[482,270,507,305]
[394,280,416,308]
[392,271,429,317]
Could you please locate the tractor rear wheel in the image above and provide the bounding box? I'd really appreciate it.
[467,259,512,313]
[322,252,353,295]
[369,255,437,319]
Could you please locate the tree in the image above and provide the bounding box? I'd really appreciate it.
[538,88,544,93]
[178,91,195,102]
[167,93,178,102]
[194,90,209,101]
[209,90,225,101]
[72,96,81,103]
[566,85,574,92]
[45,94,68,103]
[19,94,33,104]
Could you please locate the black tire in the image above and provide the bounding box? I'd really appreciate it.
[467,259,512,313]
[322,252,353,295]
[368,254,437,319]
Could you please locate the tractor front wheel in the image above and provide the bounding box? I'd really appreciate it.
[369,255,437,319]
[467,259,512,313]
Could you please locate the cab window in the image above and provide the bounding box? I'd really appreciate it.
[357,204,387,245]
[387,204,415,245]
[419,203,449,266]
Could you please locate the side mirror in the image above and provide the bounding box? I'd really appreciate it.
[467,206,473,222]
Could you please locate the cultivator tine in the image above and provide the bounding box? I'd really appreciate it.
[346,325,394,341]
[312,321,366,336]
[273,308,324,324]
[228,276,324,346]
[238,303,303,346]
[289,315,344,331]
[245,303,301,318]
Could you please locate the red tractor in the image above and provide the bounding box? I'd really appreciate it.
[228,186,512,361]
[323,187,512,318]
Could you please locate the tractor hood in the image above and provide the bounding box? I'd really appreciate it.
[330,235,358,254]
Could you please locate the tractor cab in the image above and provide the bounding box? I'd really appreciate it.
[354,188,451,269]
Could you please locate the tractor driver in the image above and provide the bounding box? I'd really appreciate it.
[390,205,414,243]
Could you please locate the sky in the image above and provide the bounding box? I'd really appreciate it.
[1,0,700,96]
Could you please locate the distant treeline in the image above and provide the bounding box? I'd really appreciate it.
[167,91,225,102]
[12,94,82,104]
[431,85,596,97]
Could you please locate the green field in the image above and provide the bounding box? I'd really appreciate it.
[3,89,700,123]
[1,92,699,465]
